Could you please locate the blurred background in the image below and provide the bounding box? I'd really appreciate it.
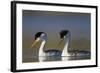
[22,10,91,62]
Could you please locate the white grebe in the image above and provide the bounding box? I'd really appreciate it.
[30,30,70,57]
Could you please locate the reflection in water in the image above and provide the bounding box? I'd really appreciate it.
[38,55,90,62]
[23,48,91,63]
[23,54,90,63]
[39,56,62,62]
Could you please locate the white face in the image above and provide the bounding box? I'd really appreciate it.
[40,33,47,41]
[41,33,46,37]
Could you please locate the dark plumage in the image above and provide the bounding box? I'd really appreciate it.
[35,32,45,40]
[60,30,69,39]
[44,49,62,56]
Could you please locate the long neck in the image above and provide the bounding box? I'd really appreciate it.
[62,37,70,56]
[39,40,46,56]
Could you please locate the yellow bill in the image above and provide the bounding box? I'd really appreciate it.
[30,38,40,48]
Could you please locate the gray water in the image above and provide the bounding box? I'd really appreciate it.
[23,48,90,63]
[23,55,90,63]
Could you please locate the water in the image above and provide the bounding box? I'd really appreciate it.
[23,48,90,63]
[23,55,90,63]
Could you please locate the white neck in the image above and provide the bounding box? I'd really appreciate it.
[62,37,70,56]
[39,40,46,57]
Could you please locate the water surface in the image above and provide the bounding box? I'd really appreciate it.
[23,51,90,63]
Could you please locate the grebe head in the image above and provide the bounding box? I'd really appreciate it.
[60,30,70,39]
[35,32,47,41]
[30,32,47,48]
[56,30,71,48]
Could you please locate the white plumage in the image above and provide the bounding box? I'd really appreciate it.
[30,30,90,61]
